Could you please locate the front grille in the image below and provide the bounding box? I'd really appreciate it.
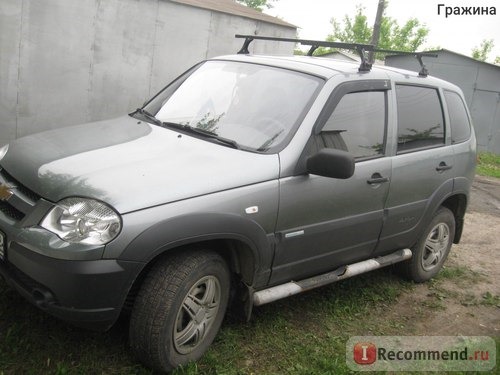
[0,167,40,223]
[0,169,40,202]
[0,201,24,221]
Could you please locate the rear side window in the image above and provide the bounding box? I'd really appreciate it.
[396,85,445,153]
[444,91,471,144]
[320,91,386,159]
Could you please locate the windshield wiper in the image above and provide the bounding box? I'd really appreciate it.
[162,122,240,149]
[134,108,163,126]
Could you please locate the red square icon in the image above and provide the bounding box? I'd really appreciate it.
[353,342,377,365]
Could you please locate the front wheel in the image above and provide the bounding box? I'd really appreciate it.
[129,250,230,372]
[397,207,456,282]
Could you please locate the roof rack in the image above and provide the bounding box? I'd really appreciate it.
[373,49,438,77]
[235,34,437,77]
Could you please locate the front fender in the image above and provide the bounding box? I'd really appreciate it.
[118,212,274,285]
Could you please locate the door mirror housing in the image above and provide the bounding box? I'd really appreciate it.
[306,148,355,179]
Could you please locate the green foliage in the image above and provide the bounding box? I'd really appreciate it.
[471,39,500,64]
[377,16,428,51]
[471,39,494,62]
[481,291,500,307]
[329,5,372,45]
[316,5,429,59]
[476,152,500,178]
[293,48,306,56]
[235,0,274,12]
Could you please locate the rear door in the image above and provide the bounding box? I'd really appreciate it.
[271,80,392,284]
[376,84,455,253]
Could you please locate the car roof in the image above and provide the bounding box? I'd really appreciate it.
[215,54,461,92]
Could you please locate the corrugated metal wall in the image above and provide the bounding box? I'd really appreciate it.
[386,51,500,154]
[0,0,296,145]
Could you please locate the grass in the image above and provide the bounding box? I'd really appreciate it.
[433,265,486,285]
[0,266,498,374]
[481,291,500,308]
[428,265,495,309]
[0,269,411,374]
[476,152,500,178]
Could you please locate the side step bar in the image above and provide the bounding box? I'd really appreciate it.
[253,249,412,306]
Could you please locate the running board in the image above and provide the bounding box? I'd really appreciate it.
[253,249,412,306]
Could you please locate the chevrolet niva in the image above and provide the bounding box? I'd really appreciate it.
[0,36,476,372]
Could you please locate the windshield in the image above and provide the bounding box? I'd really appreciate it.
[143,61,323,152]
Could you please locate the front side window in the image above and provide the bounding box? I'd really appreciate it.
[144,61,322,152]
[444,91,471,144]
[320,91,386,159]
[396,85,445,153]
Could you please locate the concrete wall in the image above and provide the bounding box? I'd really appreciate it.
[0,0,296,145]
[386,51,500,154]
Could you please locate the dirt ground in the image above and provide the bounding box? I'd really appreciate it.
[384,175,500,337]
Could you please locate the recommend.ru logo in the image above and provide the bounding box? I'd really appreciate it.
[346,336,496,372]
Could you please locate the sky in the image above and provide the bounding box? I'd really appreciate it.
[265,0,500,62]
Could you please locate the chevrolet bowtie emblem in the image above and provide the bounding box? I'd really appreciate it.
[0,183,14,201]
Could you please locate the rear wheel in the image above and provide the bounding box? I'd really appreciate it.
[398,207,455,282]
[129,250,230,372]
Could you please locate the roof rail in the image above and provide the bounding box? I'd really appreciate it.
[235,34,437,77]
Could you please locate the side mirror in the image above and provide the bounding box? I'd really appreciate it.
[306,148,355,179]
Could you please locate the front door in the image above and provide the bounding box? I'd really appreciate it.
[270,80,392,284]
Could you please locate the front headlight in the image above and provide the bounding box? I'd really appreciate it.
[40,197,121,245]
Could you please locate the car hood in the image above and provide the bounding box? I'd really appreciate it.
[2,116,280,213]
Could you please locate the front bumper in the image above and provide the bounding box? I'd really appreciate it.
[0,166,145,330]
[0,227,143,331]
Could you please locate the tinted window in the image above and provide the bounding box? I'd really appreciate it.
[396,85,445,153]
[444,91,471,143]
[320,91,386,159]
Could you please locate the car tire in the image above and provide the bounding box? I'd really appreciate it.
[397,207,455,283]
[129,250,230,373]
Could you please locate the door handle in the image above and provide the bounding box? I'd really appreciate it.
[367,173,389,185]
[436,162,453,172]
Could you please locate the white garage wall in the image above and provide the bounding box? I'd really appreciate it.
[0,0,296,145]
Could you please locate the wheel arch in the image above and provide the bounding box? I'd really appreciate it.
[119,212,273,313]
[122,238,258,312]
[440,193,468,243]
[412,178,468,245]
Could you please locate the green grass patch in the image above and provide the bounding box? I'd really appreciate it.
[433,265,486,285]
[477,152,500,178]
[0,269,414,374]
[1,269,497,374]
[481,291,500,308]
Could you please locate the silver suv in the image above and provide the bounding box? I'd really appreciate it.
[0,36,476,372]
